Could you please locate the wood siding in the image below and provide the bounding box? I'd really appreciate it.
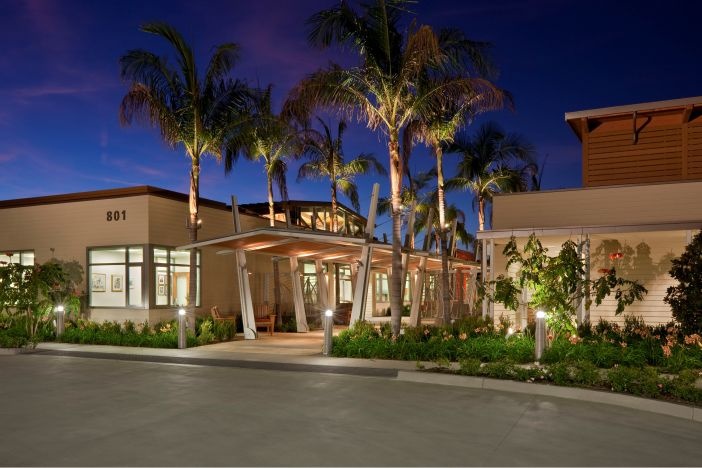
[583,112,702,187]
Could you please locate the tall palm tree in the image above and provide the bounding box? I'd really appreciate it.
[120,22,249,317]
[286,0,504,336]
[447,122,535,231]
[298,118,386,232]
[226,85,300,227]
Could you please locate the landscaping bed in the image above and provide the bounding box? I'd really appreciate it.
[332,316,702,405]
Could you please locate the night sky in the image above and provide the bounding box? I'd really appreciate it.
[1,0,700,238]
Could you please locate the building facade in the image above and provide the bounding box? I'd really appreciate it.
[479,96,702,328]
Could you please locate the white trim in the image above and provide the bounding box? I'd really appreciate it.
[476,221,702,240]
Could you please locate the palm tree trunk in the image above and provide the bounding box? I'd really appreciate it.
[435,145,451,325]
[478,197,485,231]
[331,183,338,232]
[188,160,200,325]
[388,131,404,337]
[267,174,275,228]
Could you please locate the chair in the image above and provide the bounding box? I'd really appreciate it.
[210,306,235,323]
[253,303,276,336]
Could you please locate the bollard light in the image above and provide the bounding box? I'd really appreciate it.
[55,305,65,338]
[177,308,187,349]
[535,310,546,362]
[323,309,333,356]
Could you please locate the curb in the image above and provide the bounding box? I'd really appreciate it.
[0,347,38,355]
[397,371,701,423]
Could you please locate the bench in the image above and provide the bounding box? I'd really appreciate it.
[210,306,235,323]
[254,303,276,336]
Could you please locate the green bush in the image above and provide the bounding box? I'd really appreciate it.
[607,366,662,398]
[547,360,601,386]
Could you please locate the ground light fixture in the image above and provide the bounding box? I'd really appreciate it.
[323,309,333,356]
[177,308,187,349]
[535,310,547,361]
[55,305,65,338]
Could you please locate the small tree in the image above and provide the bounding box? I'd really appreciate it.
[665,231,702,334]
[0,261,81,344]
[487,234,647,335]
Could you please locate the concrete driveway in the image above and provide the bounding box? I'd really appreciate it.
[1,354,700,466]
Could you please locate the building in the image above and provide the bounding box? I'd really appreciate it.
[478,96,702,328]
[0,185,476,335]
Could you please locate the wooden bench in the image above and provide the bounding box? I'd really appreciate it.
[254,303,276,336]
[210,306,236,323]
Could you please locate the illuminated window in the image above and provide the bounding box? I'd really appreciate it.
[153,247,201,307]
[337,265,353,303]
[375,273,389,302]
[88,246,143,308]
[0,250,34,266]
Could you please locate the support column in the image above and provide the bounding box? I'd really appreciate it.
[582,235,591,325]
[327,263,336,310]
[400,201,416,300]
[488,239,495,320]
[481,238,488,319]
[290,256,309,332]
[232,196,257,340]
[315,259,329,311]
[409,208,434,327]
[350,183,379,325]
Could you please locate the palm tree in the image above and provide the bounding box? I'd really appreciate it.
[225,85,300,227]
[298,118,386,232]
[447,122,535,231]
[286,0,504,336]
[120,22,249,317]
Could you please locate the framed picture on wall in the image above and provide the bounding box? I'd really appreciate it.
[111,274,123,292]
[91,273,106,292]
[157,285,166,296]
[157,274,166,286]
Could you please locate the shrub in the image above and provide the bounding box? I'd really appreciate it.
[663,369,702,403]
[458,357,481,375]
[665,231,702,334]
[548,360,601,386]
[606,366,662,398]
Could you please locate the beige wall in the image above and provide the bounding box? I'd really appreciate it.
[491,231,689,327]
[493,180,702,230]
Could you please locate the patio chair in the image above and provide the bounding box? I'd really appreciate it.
[210,306,235,323]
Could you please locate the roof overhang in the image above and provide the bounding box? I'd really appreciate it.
[564,96,702,140]
[476,221,702,241]
[179,227,478,271]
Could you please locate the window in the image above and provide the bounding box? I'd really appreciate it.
[375,273,389,302]
[337,264,353,303]
[153,247,200,307]
[88,246,143,308]
[301,262,318,304]
[0,250,34,266]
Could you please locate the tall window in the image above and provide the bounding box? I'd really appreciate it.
[153,247,200,307]
[301,262,318,304]
[375,273,389,302]
[337,264,353,303]
[88,246,143,308]
[0,250,34,266]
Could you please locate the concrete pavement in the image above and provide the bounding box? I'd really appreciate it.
[1,353,701,466]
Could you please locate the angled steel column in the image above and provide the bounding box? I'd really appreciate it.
[290,256,309,332]
[409,208,434,327]
[582,235,591,325]
[231,196,257,339]
[350,183,379,325]
[481,238,488,319]
[489,239,495,320]
[315,259,329,311]
[400,200,416,300]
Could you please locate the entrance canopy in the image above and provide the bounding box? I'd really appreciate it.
[180,227,476,271]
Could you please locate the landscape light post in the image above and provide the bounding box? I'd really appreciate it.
[55,305,65,339]
[178,308,187,349]
[323,309,333,356]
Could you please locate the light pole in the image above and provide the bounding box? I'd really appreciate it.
[323,309,333,356]
[178,308,187,349]
[55,305,65,339]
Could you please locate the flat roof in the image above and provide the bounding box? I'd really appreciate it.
[179,228,477,271]
[476,221,702,240]
[0,185,230,211]
[564,96,702,122]
[492,178,702,199]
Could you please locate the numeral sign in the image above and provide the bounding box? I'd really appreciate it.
[106,210,127,221]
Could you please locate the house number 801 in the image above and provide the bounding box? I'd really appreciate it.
[106,210,127,221]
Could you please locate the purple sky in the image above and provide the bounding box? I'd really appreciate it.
[1,0,700,238]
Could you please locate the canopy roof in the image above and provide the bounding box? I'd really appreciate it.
[179,227,477,271]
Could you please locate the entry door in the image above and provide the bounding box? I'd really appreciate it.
[171,272,189,306]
